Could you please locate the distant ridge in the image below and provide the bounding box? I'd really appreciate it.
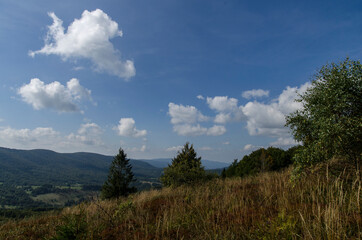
[133,158,229,170]
[0,146,162,186]
[0,147,227,186]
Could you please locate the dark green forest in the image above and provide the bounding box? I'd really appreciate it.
[0,147,162,216]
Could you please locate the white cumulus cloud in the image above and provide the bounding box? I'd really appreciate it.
[207,96,238,112]
[241,82,311,137]
[168,102,227,137]
[29,9,135,79]
[207,125,226,136]
[0,123,110,153]
[67,122,103,146]
[242,89,269,99]
[206,96,244,124]
[116,118,147,138]
[18,78,92,112]
[168,103,208,124]
[0,126,60,149]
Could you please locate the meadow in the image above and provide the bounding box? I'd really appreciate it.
[0,161,360,239]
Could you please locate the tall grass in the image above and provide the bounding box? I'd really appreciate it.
[0,166,360,239]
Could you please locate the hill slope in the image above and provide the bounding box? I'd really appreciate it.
[0,166,360,239]
[0,147,163,209]
[0,147,162,186]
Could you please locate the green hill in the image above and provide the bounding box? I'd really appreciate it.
[0,147,163,209]
[0,147,162,186]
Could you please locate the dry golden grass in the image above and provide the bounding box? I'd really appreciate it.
[0,166,360,239]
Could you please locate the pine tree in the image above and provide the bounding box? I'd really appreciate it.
[101,148,136,199]
[160,142,206,187]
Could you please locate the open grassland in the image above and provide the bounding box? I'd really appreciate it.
[0,166,360,240]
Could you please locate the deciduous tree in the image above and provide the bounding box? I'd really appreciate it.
[286,58,362,169]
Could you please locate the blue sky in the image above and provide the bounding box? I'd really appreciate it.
[0,0,361,162]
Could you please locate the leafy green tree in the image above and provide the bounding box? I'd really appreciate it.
[286,58,362,169]
[161,142,206,187]
[101,148,136,199]
[223,147,297,178]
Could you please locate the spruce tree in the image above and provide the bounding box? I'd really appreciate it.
[161,142,206,187]
[101,148,136,199]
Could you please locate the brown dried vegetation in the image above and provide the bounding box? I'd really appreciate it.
[0,165,360,239]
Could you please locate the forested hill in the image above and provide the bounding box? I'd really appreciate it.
[0,147,162,186]
[135,158,230,170]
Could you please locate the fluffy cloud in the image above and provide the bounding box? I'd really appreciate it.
[18,78,91,112]
[243,144,262,151]
[67,122,103,146]
[206,96,244,124]
[243,144,254,151]
[242,89,269,99]
[207,96,238,112]
[196,95,204,100]
[242,101,287,136]
[241,82,310,137]
[0,127,59,145]
[168,102,227,136]
[29,9,135,79]
[168,103,208,124]
[116,118,147,137]
[207,125,227,136]
[0,123,108,153]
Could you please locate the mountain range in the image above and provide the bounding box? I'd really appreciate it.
[0,147,228,187]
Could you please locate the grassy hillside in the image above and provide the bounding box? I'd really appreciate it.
[1,164,360,239]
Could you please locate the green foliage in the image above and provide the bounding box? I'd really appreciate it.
[286,58,362,168]
[113,200,135,220]
[101,148,137,199]
[160,143,206,187]
[256,210,300,239]
[52,207,88,240]
[223,146,298,178]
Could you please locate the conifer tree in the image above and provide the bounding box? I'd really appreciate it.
[101,148,136,199]
[161,142,206,187]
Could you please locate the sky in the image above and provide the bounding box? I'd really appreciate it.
[0,0,361,162]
